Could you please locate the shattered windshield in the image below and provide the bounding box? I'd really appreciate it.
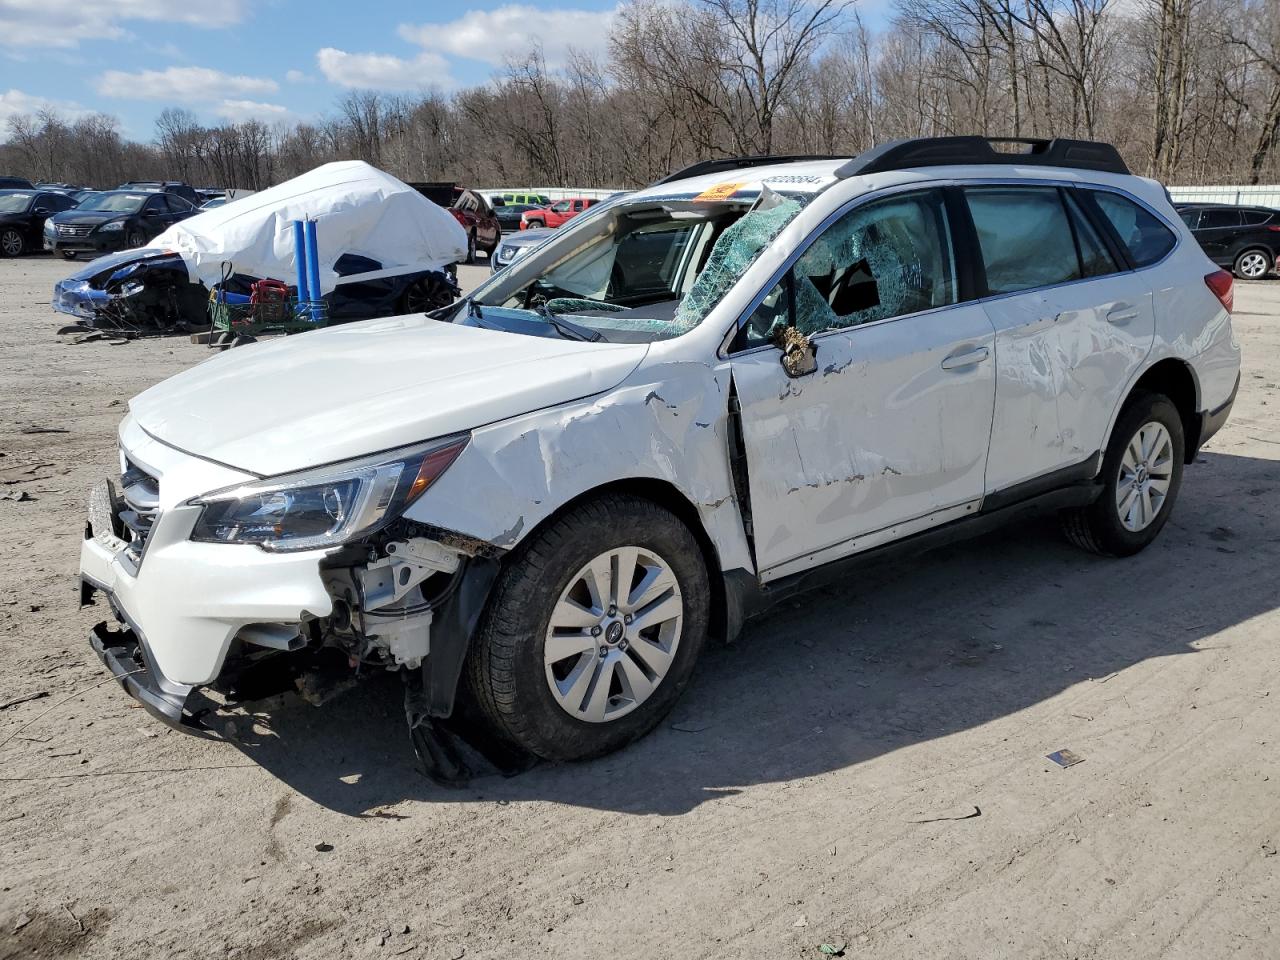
[77,192,147,214]
[462,188,810,343]
[0,192,32,213]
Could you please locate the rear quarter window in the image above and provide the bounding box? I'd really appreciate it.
[1090,192,1177,268]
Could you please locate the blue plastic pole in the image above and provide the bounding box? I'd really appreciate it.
[304,219,324,324]
[292,220,310,317]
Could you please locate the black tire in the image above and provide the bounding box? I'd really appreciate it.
[399,274,455,314]
[127,229,147,249]
[525,218,544,230]
[59,250,78,261]
[0,228,23,257]
[465,231,477,265]
[466,494,710,762]
[1232,247,1272,281]
[1061,390,1185,557]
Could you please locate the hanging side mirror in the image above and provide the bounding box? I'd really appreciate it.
[773,325,817,378]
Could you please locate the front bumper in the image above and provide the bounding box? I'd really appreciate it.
[79,417,335,688]
[45,233,127,255]
[86,606,213,734]
[52,279,110,318]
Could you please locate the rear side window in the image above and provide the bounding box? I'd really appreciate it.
[1064,191,1119,278]
[964,186,1081,294]
[1090,192,1177,267]
[1199,208,1240,228]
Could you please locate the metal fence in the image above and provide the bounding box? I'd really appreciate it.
[1168,185,1280,207]
[479,186,620,202]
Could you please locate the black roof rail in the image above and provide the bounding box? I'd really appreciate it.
[650,154,849,187]
[835,136,1130,178]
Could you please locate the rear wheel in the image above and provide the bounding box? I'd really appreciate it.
[399,274,456,314]
[465,231,477,264]
[466,494,710,762]
[1061,391,1185,557]
[1233,248,1272,280]
[0,228,23,257]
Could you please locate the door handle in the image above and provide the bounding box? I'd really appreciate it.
[941,346,990,370]
[1106,303,1139,325]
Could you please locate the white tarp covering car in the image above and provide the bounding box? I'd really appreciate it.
[151,160,468,294]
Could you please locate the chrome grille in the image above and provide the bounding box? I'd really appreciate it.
[119,459,160,566]
[57,224,93,238]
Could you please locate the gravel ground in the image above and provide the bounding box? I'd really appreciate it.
[1,252,1278,960]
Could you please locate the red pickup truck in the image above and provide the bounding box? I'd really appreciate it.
[521,197,597,230]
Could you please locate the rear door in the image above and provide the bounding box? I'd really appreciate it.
[1193,207,1242,267]
[966,184,1157,495]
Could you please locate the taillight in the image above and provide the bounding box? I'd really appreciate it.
[1266,225,1280,232]
[1205,269,1233,313]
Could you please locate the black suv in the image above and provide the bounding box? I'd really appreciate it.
[45,189,197,258]
[1176,203,1280,280]
[116,181,202,207]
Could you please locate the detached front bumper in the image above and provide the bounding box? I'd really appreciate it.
[85,604,212,734]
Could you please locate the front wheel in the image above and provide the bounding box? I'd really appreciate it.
[59,250,79,261]
[126,229,147,249]
[1061,391,1185,557]
[1233,248,1272,281]
[466,494,710,762]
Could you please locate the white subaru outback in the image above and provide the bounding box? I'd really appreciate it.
[81,137,1240,780]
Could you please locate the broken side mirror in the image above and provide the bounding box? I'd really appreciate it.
[773,325,817,378]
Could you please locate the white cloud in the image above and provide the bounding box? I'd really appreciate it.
[397,4,618,68]
[0,0,247,49]
[95,66,278,102]
[315,47,454,91]
[215,99,293,124]
[285,69,312,84]
[0,88,90,140]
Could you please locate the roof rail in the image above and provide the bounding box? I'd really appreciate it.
[650,154,849,187]
[834,136,1130,178]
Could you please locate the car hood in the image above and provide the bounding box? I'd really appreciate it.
[59,248,177,284]
[129,313,650,476]
[52,210,130,226]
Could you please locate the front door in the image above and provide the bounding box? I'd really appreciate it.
[729,188,997,582]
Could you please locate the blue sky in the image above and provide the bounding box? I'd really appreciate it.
[1,0,891,142]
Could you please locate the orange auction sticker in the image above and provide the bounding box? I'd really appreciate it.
[693,182,743,202]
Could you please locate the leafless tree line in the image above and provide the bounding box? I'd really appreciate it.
[3,0,1279,190]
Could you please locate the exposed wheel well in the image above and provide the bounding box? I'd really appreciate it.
[1128,359,1200,462]
[509,478,731,644]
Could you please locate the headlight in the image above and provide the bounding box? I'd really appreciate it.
[98,220,124,232]
[189,434,468,551]
[43,220,56,237]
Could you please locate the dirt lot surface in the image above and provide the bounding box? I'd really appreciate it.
[1,253,1277,960]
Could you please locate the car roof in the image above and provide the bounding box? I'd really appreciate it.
[629,155,1163,210]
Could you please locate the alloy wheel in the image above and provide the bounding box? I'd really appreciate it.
[1115,421,1174,532]
[1238,251,1269,279]
[543,546,683,723]
[0,229,22,256]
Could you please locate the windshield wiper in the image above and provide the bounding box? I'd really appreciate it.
[532,303,604,342]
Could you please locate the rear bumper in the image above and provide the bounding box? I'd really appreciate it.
[1197,372,1239,451]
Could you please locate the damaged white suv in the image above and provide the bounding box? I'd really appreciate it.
[81,137,1240,780]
